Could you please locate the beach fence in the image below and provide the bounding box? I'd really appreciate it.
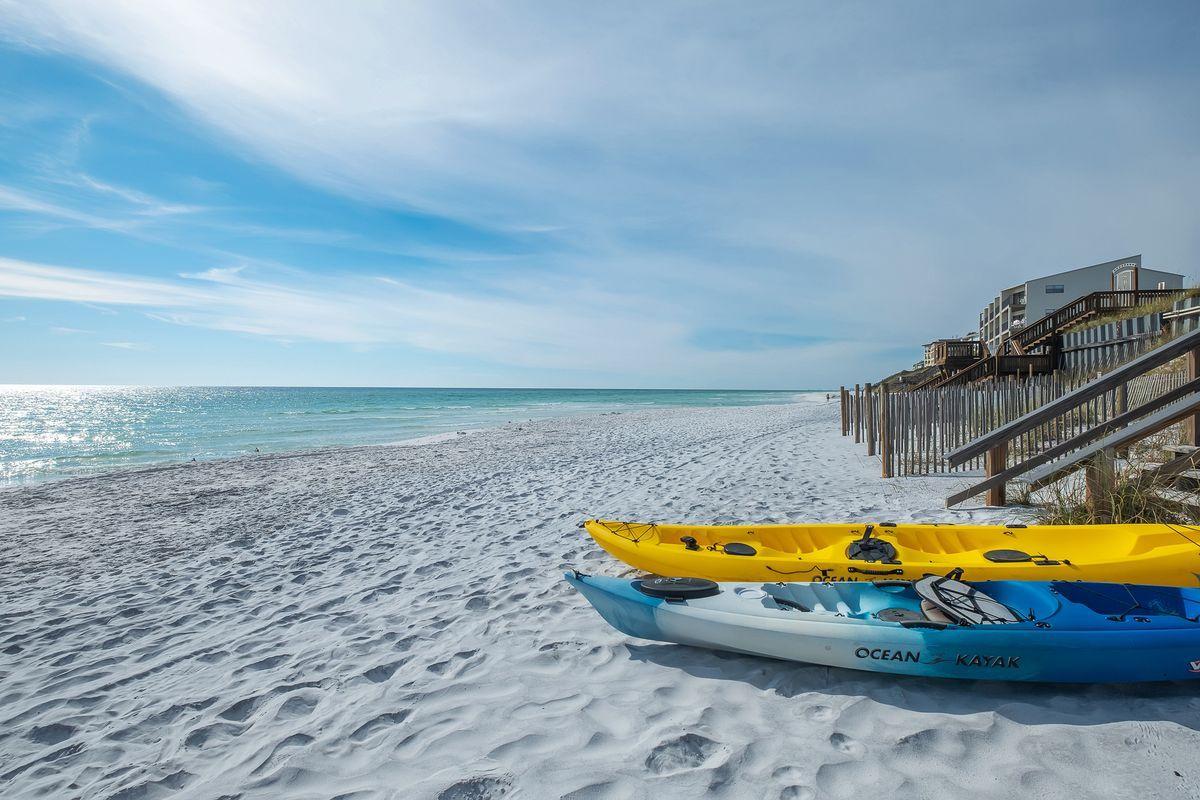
[1059,314,1163,373]
[1054,294,1200,372]
[840,370,1188,478]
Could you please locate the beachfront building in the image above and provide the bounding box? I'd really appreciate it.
[977,255,1184,353]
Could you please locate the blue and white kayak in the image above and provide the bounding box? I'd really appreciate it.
[564,570,1200,683]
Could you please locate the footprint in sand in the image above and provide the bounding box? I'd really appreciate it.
[274,694,319,721]
[829,732,866,758]
[644,732,722,775]
[436,775,512,799]
[28,723,75,745]
[349,710,412,743]
[362,658,408,683]
[804,704,838,723]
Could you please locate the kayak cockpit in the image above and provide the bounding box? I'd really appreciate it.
[755,576,1063,627]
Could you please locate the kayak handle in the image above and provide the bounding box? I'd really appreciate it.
[900,620,950,630]
[770,596,810,612]
[849,563,902,575]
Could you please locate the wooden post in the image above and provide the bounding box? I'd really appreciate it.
[840,386,848,436]
[984,441,1008,506]
[854,384,862,444]
[1115,382,1129,458]
[1085,448,1115,521]
[865,383,876,456]
[1188,351,1200,447]
[880,383,892,477]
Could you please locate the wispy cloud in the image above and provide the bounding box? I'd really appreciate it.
[7,7,1196,303]
[0,183,136,232]
[68,173,204,217]
[0,256,207,306]
[99,340,146,350]
[0,3,1197,385]
[0,255,874,383]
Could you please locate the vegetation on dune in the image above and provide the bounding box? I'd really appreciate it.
[1026,425,1200,525]
[1060,287,1200,336]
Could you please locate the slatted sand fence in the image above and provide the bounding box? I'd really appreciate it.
[841,370,1187,478]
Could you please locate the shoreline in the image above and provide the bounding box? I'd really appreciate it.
[11,402,1194,800]
[0,400,812,493]
[0,391,829,490]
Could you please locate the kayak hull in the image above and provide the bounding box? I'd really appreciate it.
[565,571,1200,683]
[583,519,1200,586]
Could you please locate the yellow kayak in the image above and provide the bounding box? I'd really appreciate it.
[583,519,1200,586]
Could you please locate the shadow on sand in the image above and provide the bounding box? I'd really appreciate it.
[626,642,1200,731]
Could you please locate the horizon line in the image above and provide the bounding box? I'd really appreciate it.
[0,383,835,392]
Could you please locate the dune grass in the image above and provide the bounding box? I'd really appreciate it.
[1061,287,1200,336]
[1028,426,1200,524]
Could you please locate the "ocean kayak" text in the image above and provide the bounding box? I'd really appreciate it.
[956,653,1021,668]
[854,647,920,662]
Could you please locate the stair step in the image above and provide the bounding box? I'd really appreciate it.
[1166,470,1200,489]
[1163,445,1200,456]
[1151,487,1200,509]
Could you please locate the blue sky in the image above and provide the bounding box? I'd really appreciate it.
[0,1,1198,388]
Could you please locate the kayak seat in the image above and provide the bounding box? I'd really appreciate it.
[915,572,1022,626]
[920,600,953,624]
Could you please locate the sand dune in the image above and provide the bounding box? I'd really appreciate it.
[2,401,1198,799]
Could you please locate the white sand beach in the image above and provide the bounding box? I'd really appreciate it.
[2,400,1198,800]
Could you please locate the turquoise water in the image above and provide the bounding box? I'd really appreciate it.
[0,386,821,485]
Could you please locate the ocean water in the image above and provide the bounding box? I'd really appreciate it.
[0,386,825,486]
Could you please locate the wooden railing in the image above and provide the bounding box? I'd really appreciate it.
[927,339,984,364]
[1009,289,1177,355]
[944,324,1200,506]
[910,369,950,392]
[924,351,1054,389]
[926,353,991,388]
[842,367,1182,480]
[927,289,1179,389]
[910,340,987,390]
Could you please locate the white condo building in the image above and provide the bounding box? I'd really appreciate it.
[977,255,1184,353]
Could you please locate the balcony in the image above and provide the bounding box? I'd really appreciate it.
[925,338,985,371]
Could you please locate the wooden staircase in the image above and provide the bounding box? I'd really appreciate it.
[1141,445,1200,511]
[923,350,1055,389]
[928,289,1178,389]
[1009,289,1176,355]
[944,326,1200,508]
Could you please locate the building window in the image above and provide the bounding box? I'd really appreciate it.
[1045,284,1065,293]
